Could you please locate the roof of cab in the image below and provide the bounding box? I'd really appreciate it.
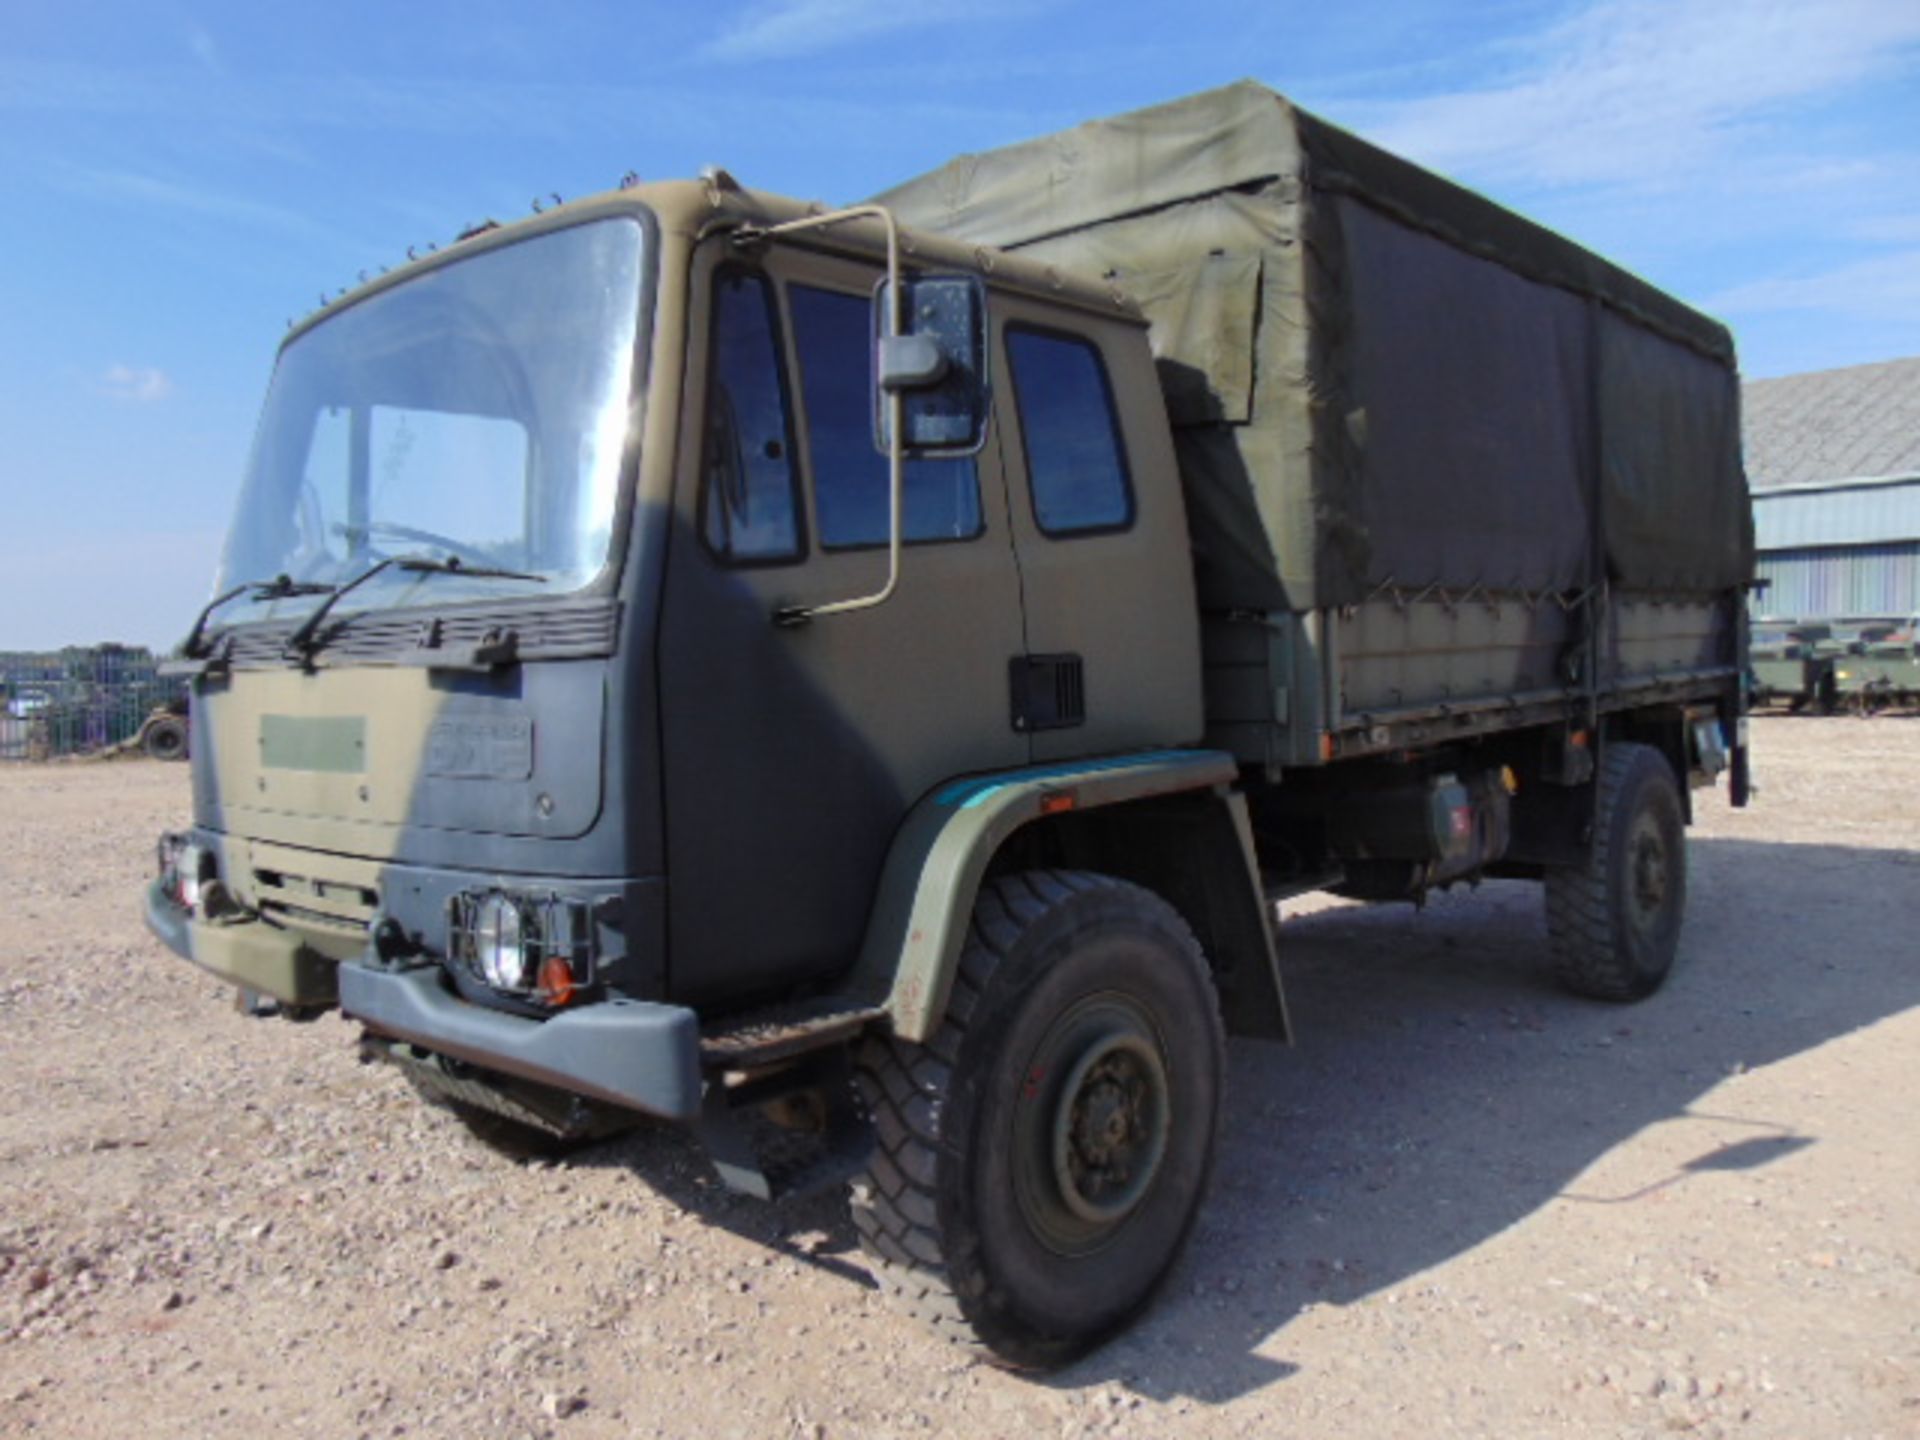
[283,175,1144,348]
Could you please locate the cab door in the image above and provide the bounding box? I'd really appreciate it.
[991,302,1204,762]
[657,238,1028,1008]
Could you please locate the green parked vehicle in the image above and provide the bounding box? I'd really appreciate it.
[1835,620,1920,714]
[143,83,1752,1367]
[1750,622,1841,713]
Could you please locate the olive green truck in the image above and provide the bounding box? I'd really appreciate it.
[144,83,1752,1367]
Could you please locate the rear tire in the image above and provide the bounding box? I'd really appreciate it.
[849,870,1224,1370]
[1546,742,1687,1001]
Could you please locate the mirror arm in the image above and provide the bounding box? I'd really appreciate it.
[752,205,906,625]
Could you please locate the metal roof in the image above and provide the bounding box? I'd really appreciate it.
[1752,474,1920,548]
[1743,355,1920,490]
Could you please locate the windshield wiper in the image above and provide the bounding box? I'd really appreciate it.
[283,554,546,664]
[181,574,337,660]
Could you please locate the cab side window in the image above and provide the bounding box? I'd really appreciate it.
[1006,327,1134,535]
[702,269,803,563]
[789,283,982,547]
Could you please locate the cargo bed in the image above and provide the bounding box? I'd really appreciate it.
[878,81,1752,769]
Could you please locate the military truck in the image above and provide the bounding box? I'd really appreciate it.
[1750,621,1841,712]
[1834,618,1920,714]
[144,83,1751,1367]
[1750,617,1920,714]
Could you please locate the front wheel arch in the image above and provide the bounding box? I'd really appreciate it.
[846,751,1284,1047]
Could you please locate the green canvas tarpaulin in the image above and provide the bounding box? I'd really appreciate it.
[875,81,1753,613]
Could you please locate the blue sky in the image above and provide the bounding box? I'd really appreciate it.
[3,0,1918,650]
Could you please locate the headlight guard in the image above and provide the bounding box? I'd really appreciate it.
[447,890,596,1008]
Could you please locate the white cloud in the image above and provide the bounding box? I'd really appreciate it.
[100,364,173,403]
[704,0,1033,63]
[1704,249,1920,319]
[1349,0,1920,191]
[1848,214,1920,246]
[69,167,326,237]
[187,26,222,75]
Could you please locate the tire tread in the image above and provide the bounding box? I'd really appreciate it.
[848,867,1213,1367]
[1545,741,1683,1002]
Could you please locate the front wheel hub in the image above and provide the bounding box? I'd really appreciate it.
[1054,1033,1169,1224]
[1013,995,1172,1255]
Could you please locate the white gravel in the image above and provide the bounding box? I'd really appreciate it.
[1,715,1916,1438]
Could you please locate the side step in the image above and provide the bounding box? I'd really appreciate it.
[365,998,888,1199]
[698,998,887,1071]
[696,999,886,1202]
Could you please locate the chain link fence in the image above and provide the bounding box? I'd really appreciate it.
[1,646,185,762]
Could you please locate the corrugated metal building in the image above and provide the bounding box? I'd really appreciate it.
[1744,355,1920,621]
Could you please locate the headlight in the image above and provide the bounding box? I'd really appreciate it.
[472,894,530,990]
[177,842,209,911]
[157,833,212,912]
[449,890,595,1006]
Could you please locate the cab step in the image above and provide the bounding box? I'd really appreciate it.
[698,997,886,1071]
[696,1047,874,1202]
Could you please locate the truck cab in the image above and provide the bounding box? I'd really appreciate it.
[150,178,1203,1015]
[148,181,1253,1364]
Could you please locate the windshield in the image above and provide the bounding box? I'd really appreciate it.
[216,216,647,626]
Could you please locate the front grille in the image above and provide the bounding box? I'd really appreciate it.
[218,595,619,670]
[252,867,379,933]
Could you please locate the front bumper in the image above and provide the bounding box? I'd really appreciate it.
[142,878,341,1008]
[339,961,701,1122]
[146,869,700,1123]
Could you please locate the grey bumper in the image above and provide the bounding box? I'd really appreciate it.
[339,963,702,1122]
[142,878,191,960]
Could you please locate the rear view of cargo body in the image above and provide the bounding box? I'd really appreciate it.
[877,80,1753,771]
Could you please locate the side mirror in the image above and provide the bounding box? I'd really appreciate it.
[873,273,990,457]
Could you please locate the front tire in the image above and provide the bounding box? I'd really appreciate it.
[850,871,1224,1369]
[1546,741,1687,1001]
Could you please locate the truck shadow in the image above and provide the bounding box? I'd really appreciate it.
[541,1112,879,1293]
[562,835,1918,1401]
[1060,833,1920,1400]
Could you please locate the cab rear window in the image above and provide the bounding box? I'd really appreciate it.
[1006,328,1134,536]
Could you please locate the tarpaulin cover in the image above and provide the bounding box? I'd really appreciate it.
[874,81,1754,611]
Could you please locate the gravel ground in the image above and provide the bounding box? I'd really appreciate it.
[2,715,1916,1438]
